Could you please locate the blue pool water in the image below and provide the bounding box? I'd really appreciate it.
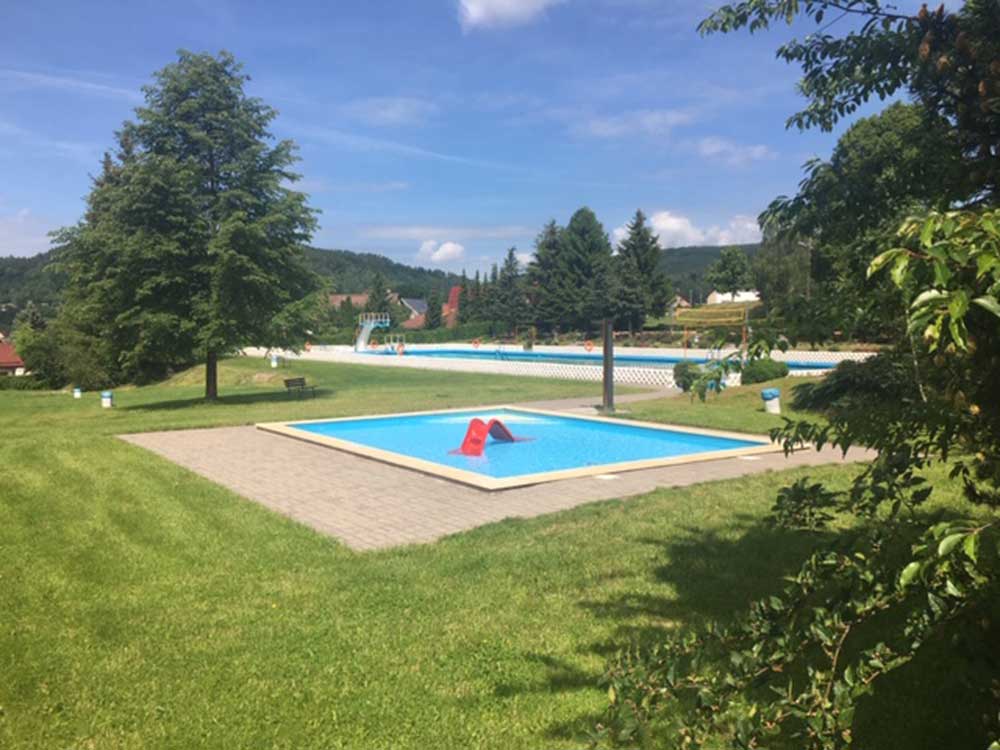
[287,408,765,479]
[363,347,833,371]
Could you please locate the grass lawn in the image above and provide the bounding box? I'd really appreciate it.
[624,376,820,434]
[0,359,986,748]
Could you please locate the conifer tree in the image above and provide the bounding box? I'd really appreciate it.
[54,50,318,399]
[560,207,615,332]
[425,288,443,329]
[616,209,672,328]
[527,220,564,332]
[495,248,528,334]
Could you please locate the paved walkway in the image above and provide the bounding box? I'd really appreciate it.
[121,421,871,551]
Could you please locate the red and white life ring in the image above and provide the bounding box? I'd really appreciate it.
[584,340,595,352]
[304,341,312,352]
[472,338,481,349]
[396,343,405,356]
[368,339,378,349]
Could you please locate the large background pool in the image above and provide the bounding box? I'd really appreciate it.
[288,408,765,479]
[363,347,833,371]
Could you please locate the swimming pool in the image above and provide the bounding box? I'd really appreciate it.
[257,407,779,490]
[362,347,835,371]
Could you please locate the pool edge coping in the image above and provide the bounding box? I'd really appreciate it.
[255,405,784,491]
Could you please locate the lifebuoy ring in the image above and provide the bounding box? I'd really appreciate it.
[472,338,481,349]
[396,343,405,356]
[584,340,594,352]
[304,341,312,352]
[368,338,378,349]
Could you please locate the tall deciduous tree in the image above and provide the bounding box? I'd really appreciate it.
[615,209,672,330]
[55,50,318,399]
[704,246,754,299]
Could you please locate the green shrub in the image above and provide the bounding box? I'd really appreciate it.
[672,361,702,392]
[0,375,47,391]
[741,358,789,384]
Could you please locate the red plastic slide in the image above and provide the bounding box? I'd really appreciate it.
[452,418,523,456]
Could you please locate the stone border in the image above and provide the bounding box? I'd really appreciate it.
[257,405,782,491]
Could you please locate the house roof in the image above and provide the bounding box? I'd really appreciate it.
[0,341,24,368]
[400,297,428,316]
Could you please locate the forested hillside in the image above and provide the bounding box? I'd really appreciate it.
[0,246,461,331]
[660,243,760,302]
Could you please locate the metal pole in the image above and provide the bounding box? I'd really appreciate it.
[602,318,614,413]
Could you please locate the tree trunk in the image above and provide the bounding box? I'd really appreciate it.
[205,350,218,401]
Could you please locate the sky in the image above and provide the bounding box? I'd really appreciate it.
[0,0,915,272]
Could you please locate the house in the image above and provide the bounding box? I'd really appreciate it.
[443,285,462,328]
[706,289,760,305]
[671,295,692,309]
[0,341,25,376]
[400,297,428,318]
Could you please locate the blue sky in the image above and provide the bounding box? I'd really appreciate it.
[0,0,913,271]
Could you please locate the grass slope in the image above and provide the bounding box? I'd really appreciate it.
[0,360,986,748]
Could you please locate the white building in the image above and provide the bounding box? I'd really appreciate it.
[706,289,760,305]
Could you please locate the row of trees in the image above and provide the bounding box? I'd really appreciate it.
[451,208,673,336]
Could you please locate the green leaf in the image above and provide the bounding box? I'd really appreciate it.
[867,248,905,278]
[972,295,1000,319]
[962,533,979,563]
[937,533,966,557]
[899,561,922,587]
[910,289,946,310]
[919,217,936,248]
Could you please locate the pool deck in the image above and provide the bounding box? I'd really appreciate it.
[121,401,873,550]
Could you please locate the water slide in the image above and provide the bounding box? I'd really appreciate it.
[452,418,527,457]
[354,313,390,352]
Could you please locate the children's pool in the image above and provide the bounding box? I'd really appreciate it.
[362,347,834,371]
[257,407,778,490]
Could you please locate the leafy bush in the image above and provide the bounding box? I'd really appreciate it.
[672,361,701,392]
[740,358,789,384]
[0,375,47,391]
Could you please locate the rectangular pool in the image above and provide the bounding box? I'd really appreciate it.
[257,407,779,490]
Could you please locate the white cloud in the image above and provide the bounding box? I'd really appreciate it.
[417,240,466,264]
[0,209,57,256]
[0,119,100,165]
[0,68,141,102]
[576,108,695,138]
[363,224,531,241]
[295,124,522,171]
[514,251,533,267]
[696,136,776,166]
[459,0,565,29]
[343,97,438,127]
[613,210,761,249]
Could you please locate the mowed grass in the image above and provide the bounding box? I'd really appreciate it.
[0,358,985,748]
[625,376,820,434]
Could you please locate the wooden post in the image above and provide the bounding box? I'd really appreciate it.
[602,318,614,413]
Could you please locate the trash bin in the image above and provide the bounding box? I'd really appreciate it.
[72,387,82,399]
[101,390,114,409]
[761,387,780,415]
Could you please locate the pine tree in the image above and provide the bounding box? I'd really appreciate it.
[495,248,528,334]
[364,272,392,314]
[616,209,672,328]
[527,221,565,332]
[456,270,470,324]
[425,288,443,329]
[55,51,319,399]
[613,252,647,334]
[561,207,615,332]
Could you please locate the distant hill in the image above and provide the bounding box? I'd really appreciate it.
[659,243,761,303]
[0,246,461,332]
[302,247,460,298]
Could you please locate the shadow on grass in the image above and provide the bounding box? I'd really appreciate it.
[537,508,997,749]
[123,389,332,411]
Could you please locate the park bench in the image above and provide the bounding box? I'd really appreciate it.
[283,377,317,398]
